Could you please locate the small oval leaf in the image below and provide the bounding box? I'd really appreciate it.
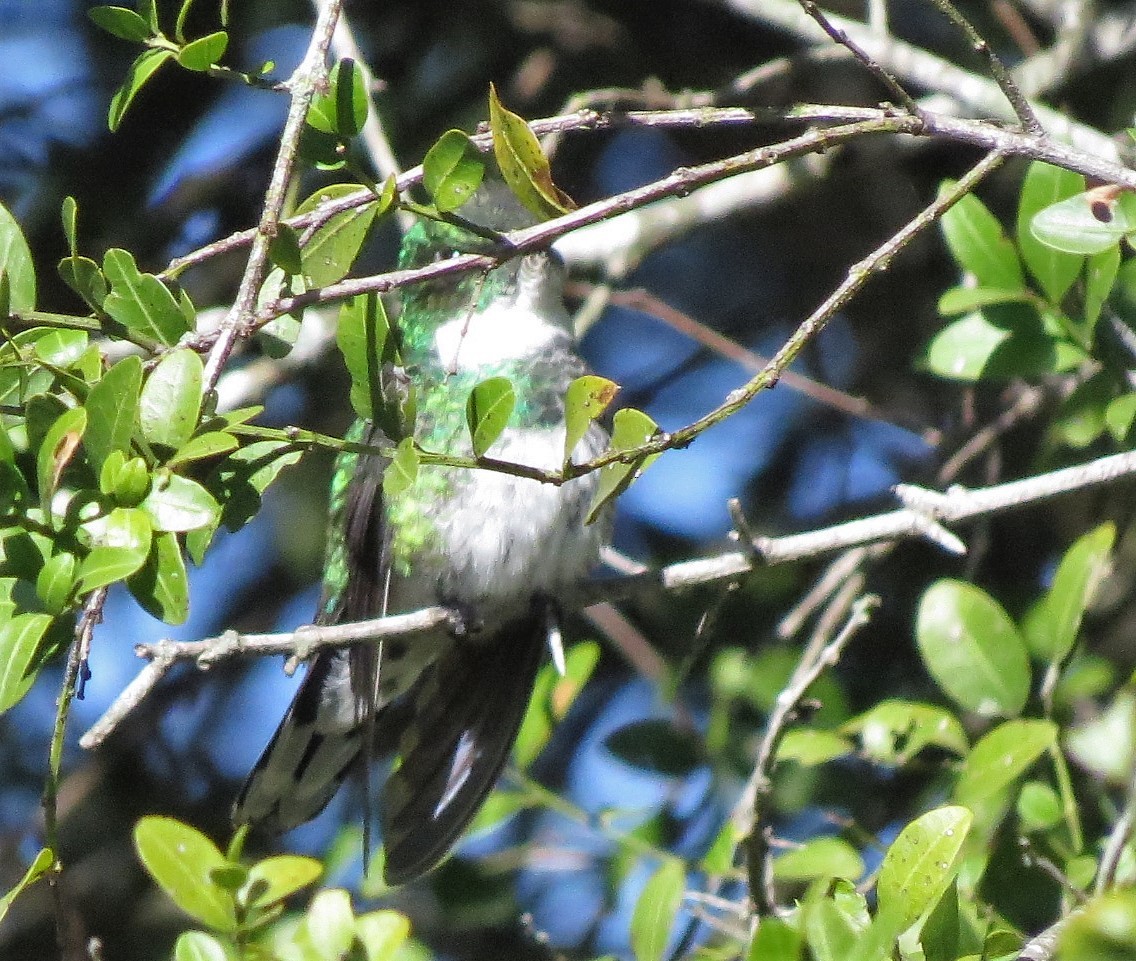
[466,376,515,457]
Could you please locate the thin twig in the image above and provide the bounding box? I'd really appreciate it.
[924,0,1045,134]
[200,0,343,394]
[44,588,106,959]
[795,0,922,114]
[81,440,1136,746]
[735,595,880,913]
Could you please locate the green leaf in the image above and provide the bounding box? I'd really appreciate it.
[36,405,87,513]
[35,552,77,615]
[1031,190,1130,255]
[922,303,1074,383]
[775,728,851,766]
[1106,393,1136,444]
[488,83,574,220]
[167,432,238,468]
[804,896,860,961]
[1017,162,1085,303]
[240,855,321,910]
[133,816,237,932]
[1016,781,1062,833]
[88,5,153,41]
[58,256,108,309]
[586,407,661,523]
[0,847,54,926]
[84,354,142,471]
[108,48,173,131]
[514,641,600,769]
[939,185,1025,291]
[1057,891,1136,961]
[0,201,36,312]
[876,805,972,929]
[268,224,304,276]
[1032,523,1114,662]
[383,437,418,497]
[605,719,705,776]
[295,184,383,288]
[630,860,685,961]
[466,376,515,457]
[308,58,369,137]
[564,375,619,462]
[1085,244,1120,328]
[773,837,864,883]
[919,879,964,961]
[423,130,485,213]
[102,248,190,345]
[128,531,189,624]
[141,473,220,532]
[1065,690,1136,784]
[937,285,1029,316]
[842,700,968,765]
[173,931,228,961]
[304,888,356,960]
[354,909,411,961]
[0,614,52,713]
[177,30,228,71]
[139,348,203,449]
[953,719,1057,807]
[748,915,802,961]
[916,580,1030,717]
[78,507,153,591]
[337,292,404,436]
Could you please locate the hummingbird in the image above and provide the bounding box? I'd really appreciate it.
[234,181,611,884]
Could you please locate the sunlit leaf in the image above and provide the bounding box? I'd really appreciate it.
[423,130,485,213]
[953,719,1056,807]
[139,349,203,450]
[108,48,173,131]
[488,83,574,220]
[0,614,52,713]
[0,201,36,312]
[177,31,228,71]
[133,816,237,932]
[466,376,515,457]
[1017,162,1084,303]
[586,407,661,523]
[876,805,972,929]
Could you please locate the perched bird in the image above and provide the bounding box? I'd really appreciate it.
[235,181,611,884]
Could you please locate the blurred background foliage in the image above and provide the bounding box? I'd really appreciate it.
[4,0,1136,959]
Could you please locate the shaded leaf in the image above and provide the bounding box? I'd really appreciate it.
[108,48,173,131]
[776,728,852,766]
[295,183,385,288]
[88,5,153,41]
[423,130,485,213]
[383,437,418,497]
[605,718,705,776]
[35,552,76,615]
[630,860,685,961]
[128,531,189,624]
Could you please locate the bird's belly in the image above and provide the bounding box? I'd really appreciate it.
[391,424,608,628]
